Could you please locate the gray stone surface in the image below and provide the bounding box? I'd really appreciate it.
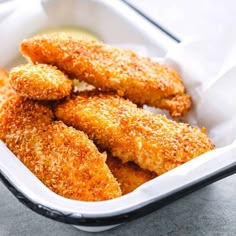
[0,174,235,236]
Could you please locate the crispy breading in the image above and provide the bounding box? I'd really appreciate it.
[9,63,72,100]
[106,154,156,195]
[0,68,15,105]
[20,33,191,117]
[0,67,9,88]
[55,92,214,175]
[0,95,121,201]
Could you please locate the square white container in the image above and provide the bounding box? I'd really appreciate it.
[0,0,235,232]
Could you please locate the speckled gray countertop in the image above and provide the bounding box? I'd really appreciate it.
[0,0,236,235]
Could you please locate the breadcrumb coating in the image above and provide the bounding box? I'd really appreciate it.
[106,154,156,195]
[0,68,15,105]
[9,63,72,100]
[0,95,121,201]
[20,33,191,117]
[55,92,214,175]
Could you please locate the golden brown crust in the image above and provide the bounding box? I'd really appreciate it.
[21,33,191,117]
[9,63,72,100]
[106,155,156,195]
[156,93,192,118]
[55,92,214,175]
[0,67,8,86]
[0,68,15,106]
[0,95,121,201]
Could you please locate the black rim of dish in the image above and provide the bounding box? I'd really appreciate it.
[120,0,181,43]
[0,164,235,226]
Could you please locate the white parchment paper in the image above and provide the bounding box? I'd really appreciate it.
[165,39,236,147]
[0,0,48,67]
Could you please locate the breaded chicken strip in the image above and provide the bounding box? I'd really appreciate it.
[0,68,15,105]
[106,155,156,195]
[0,95,121,201]
[21,33,191,117]
[55,92,214,175]
[10,63,72,100]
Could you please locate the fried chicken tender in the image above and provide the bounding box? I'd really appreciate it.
[55,92,214,175]
[20,33,191,117]
[0,95,121,201]
[106,155,156,195]
[0,68,15,105]
[9,63,72,100]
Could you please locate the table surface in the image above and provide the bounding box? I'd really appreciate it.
[1,0,236,235]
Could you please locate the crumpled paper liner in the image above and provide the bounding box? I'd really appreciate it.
[0,0,48,68]
[165,39,236,147]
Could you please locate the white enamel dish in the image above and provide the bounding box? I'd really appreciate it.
[0,0,235,232]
